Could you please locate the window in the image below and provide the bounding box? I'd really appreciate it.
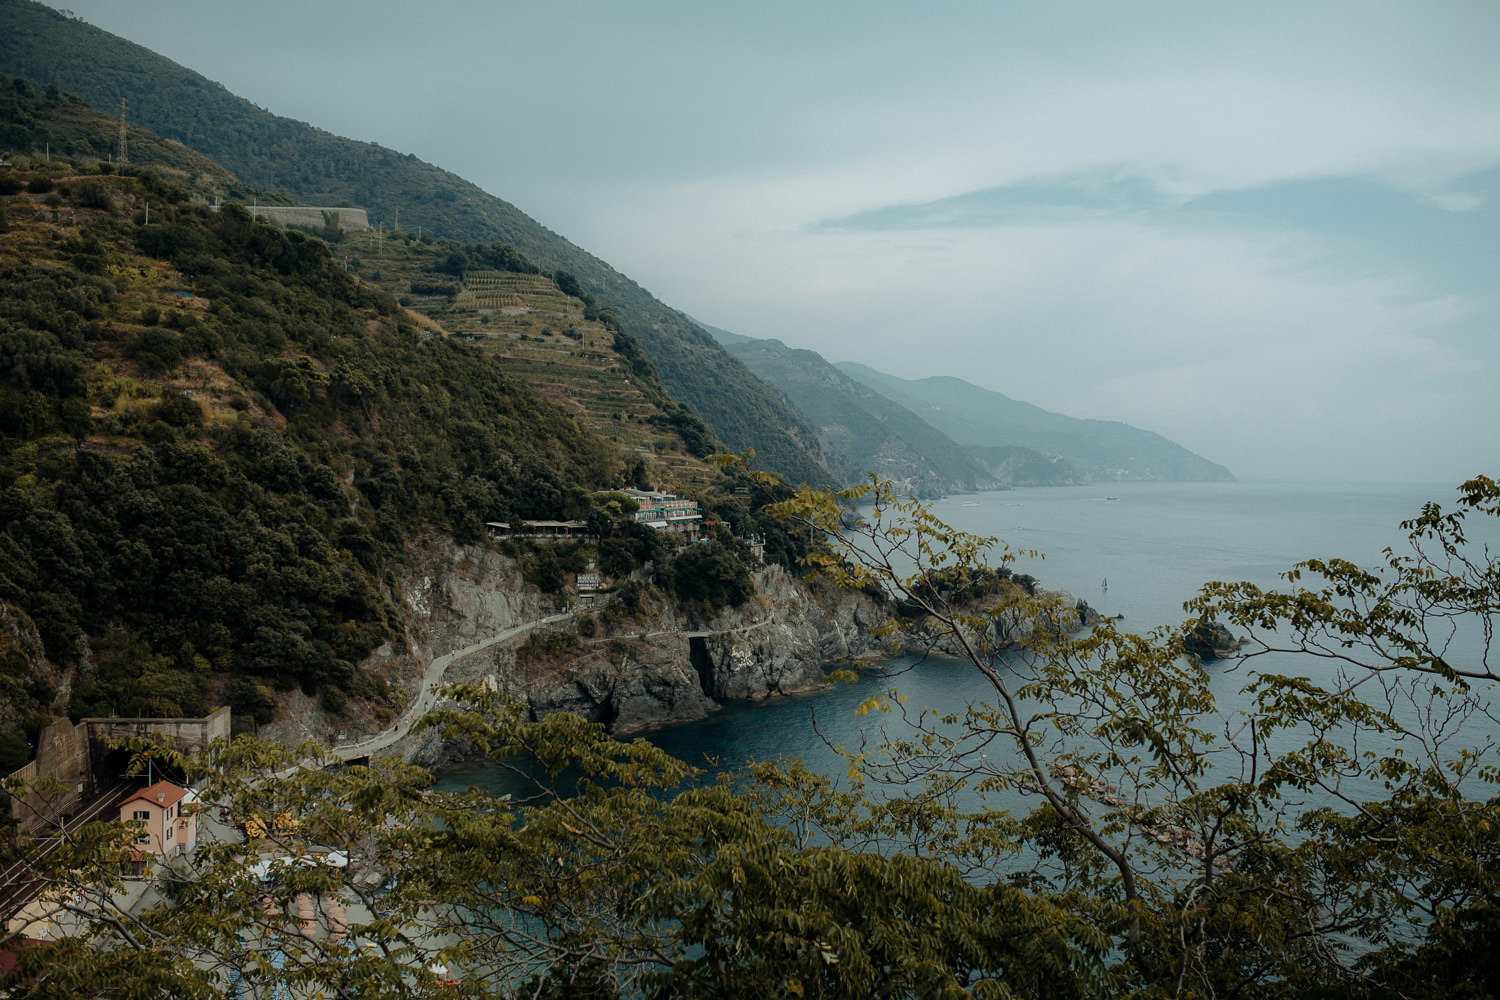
[132,810,150,821]
[166,824,173,841]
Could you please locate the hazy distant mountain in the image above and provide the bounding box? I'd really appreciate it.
[0,0,835,486]
[837,364,1234,483]
[722,337,1001,493]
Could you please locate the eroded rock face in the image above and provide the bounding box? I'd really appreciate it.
[402,538,551,658]
[697,567,880,701]
[0,602,85,742]
[363,547,886,760]
[526,643,717,732]
[517,564,883,732]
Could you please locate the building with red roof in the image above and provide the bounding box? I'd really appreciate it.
[117,781,197,858]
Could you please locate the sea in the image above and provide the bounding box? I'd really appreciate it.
[435,479,1493,794]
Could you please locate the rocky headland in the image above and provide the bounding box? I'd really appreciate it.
[261,538,886,768]
[257,535,1126,771]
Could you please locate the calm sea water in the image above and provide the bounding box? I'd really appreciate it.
[437,479,1486,792]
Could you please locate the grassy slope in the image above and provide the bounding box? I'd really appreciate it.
[0,0,837,486]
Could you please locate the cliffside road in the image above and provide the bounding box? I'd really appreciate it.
[328,612,777,763]
[331,611,576,762]
[682,615,775,639]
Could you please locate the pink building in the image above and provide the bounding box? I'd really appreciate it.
[117,781,197,858]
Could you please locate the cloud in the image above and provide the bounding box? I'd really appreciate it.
[47,0,1500,482]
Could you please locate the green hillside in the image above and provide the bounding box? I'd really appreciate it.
[0,157,791,762]
[723,336,1000,494]
[334,228,725,494]
[0,70,247,197]
[0,0,836,486]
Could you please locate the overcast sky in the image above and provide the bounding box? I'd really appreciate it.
[47,1,1500,483]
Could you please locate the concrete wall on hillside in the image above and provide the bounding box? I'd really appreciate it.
[248,205,369,232]
[83,706,232,757]
[6,708,232,833]
[7,717,92,833]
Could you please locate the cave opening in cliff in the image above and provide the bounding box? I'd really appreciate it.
[688,636,712,696]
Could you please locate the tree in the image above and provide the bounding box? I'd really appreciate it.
[753,471,1500,998]
[3,475,1497,998]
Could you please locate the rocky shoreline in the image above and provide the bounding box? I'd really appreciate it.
[262,536,1132,773]
[263,539,886,769]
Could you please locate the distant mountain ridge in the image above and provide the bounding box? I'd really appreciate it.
[721,336,1000,493]
[0,0,834,486]
[0,0,1232,488]
[836,363,1233,483]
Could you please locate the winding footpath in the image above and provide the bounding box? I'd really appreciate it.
[331,611,576,761]
[327,611,779,762]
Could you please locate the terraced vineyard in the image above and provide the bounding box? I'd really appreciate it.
[454,271,580,315]
[339,230,717,492]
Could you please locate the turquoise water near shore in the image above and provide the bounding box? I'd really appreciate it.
[437,478,1488,793]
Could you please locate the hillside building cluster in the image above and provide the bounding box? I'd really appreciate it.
[485,489,705,542]
[618,488,703,535]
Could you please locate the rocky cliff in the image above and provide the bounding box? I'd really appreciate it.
[271,538,886,768]
[0,603,84,760]
[261,538,1100,770]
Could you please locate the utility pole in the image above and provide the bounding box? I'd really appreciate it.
[118,97,127,166]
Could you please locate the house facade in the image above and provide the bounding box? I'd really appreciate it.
[117,781,197,858]
[620,489,704,535]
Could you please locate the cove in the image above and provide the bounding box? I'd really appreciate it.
[437,479,1484,796]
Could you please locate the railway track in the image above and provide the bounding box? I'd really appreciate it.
[0,777,139,925]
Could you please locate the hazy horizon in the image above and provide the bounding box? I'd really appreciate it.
[33,0,1500,484]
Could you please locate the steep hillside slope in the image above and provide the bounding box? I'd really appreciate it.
[0,0,835,485]
[0,162,632,754]
[839,363,1234,483]
[724,337,999,493]
[0,71,246,196]
[339,228,723,493]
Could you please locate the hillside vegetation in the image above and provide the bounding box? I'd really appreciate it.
[0,0,837,486]
[0,156,674,759]
[330,228,722,493]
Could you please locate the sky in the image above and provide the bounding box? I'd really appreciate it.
[44,1,1500,483]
